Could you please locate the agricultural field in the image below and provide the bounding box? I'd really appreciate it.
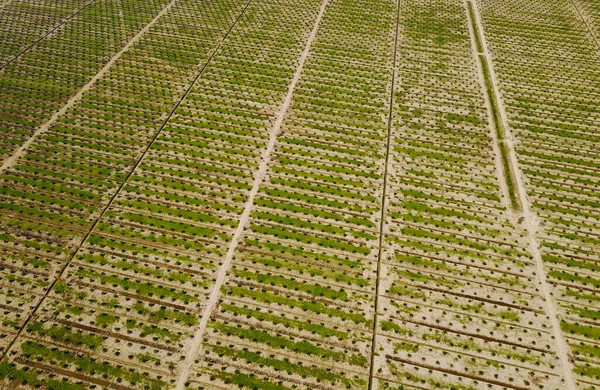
[476,0,600,388]
[0,0,597,389]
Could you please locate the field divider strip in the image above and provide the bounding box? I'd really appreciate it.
[464,3,513,212]
[466,1,577,388]
[0,0,254,363]
[466,0,520,211]
[173,0,330,387]
[367,0,401,388]
[0,0,96,70]
[0,0,179,174]
[569,0,600,52]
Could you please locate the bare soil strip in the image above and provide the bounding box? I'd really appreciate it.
[0,0,177,174]
[466,1,577,388]
[464,3,512,210]
[367,0,402,388]
[173,0,331,387]
[466,1,520,210]
[0,0,96,70]
[0,0,254,362]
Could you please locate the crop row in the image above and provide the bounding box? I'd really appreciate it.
[0,0,90,66]
[478,0,600,388]
[0,0,175,160]
[0,0,254,387]
[0,0,336,388]
[185,0,398,388]
[372,0,568,389]
[572,0,600,45]
[0,0,596,388]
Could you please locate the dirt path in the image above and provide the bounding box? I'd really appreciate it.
[173,0,330,387]
[0,0,178,175]
[467,1,577,389]
[464,2,512,213]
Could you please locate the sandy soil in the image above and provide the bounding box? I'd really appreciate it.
[467,1,577,388]
[173,0,331,387]
[570,0,600,52]
[0,0,181,175]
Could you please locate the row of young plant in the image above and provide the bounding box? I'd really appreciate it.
[185,0,399,388]
[0,0,175,160]
[372,0,567,389]
[572,0,600,45]
[0,0,90,66]
[0,0,354,388]
[478,0,600,387]
[0,0,255,388]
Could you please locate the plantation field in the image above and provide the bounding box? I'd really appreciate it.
[0,0,598,389]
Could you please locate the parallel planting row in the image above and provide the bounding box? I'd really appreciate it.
[0,0,337,387]
[0,0,252,386]
[0,0,174,159]
[477,0,600,388]
[572,0,600,46]
[188,0,397,387]
[0,0,598,388]
[0,0,91,66]
[371,0,568,389]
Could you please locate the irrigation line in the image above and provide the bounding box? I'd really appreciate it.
[0,0,96,71]
[0,0,254,364]
[173,0,331,387]
[367,0,401,388]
